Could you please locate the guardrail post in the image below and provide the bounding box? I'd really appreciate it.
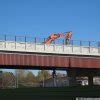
[63,40,64,52]
[71,40,73,52]
[5,35,6,48]
[53,41,55,51]
[80,40,82,53]
[89,41,91,53]
[25,36,26,50]
[15,36,16,49]
[34,37,36,50]
[98,42,100,53]
[44,38,45,51]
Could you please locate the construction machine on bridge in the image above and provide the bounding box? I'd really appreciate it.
[44,31,72,44]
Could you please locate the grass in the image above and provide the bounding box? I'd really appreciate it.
[0,86,100,100]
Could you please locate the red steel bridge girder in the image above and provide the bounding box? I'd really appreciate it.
[0,52,100,69]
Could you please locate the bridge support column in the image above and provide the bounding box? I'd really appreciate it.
[67,69,77,86]
[52,70,57,87]
[88,76,93,86]
[68,77,76,86]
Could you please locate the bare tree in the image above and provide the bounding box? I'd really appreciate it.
[15,69,28,88]
[2,72,15,88]
[37,70,50,87]
[26,71,36,83]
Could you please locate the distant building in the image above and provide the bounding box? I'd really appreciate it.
[93,77,100,85]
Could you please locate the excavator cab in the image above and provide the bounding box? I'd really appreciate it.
[65,31,72,45]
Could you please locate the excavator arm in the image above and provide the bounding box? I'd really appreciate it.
[44,33,60,44]
[44,31,72,44]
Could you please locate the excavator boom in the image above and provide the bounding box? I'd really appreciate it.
[44,31,72,44]
[44,33,60,44]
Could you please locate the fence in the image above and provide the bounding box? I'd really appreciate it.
[0,34,99,46]
[0,34,100,55]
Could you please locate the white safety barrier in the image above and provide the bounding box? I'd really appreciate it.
[0,41,100,56]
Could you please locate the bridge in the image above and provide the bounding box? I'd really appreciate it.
[0,35,100,85]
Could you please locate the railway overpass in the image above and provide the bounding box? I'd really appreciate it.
[0,35,100,85]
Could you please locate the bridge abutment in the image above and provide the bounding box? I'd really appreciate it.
[88,76,93,86]
[67,69,77,86]
[67,68,100,86]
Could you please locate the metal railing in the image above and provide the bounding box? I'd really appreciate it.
[0,34,99,46]
[0,34,100,55]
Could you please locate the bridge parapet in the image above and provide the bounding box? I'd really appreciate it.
[0,41,99,56]
[0,35,100,56]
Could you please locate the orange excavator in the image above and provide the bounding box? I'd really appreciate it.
[44,31,72,44]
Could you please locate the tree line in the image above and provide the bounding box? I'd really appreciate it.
[1,70,51,88]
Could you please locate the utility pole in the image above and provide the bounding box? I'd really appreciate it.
[15,69,18,88]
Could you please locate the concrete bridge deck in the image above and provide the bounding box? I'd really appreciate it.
[0,41,100,56]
